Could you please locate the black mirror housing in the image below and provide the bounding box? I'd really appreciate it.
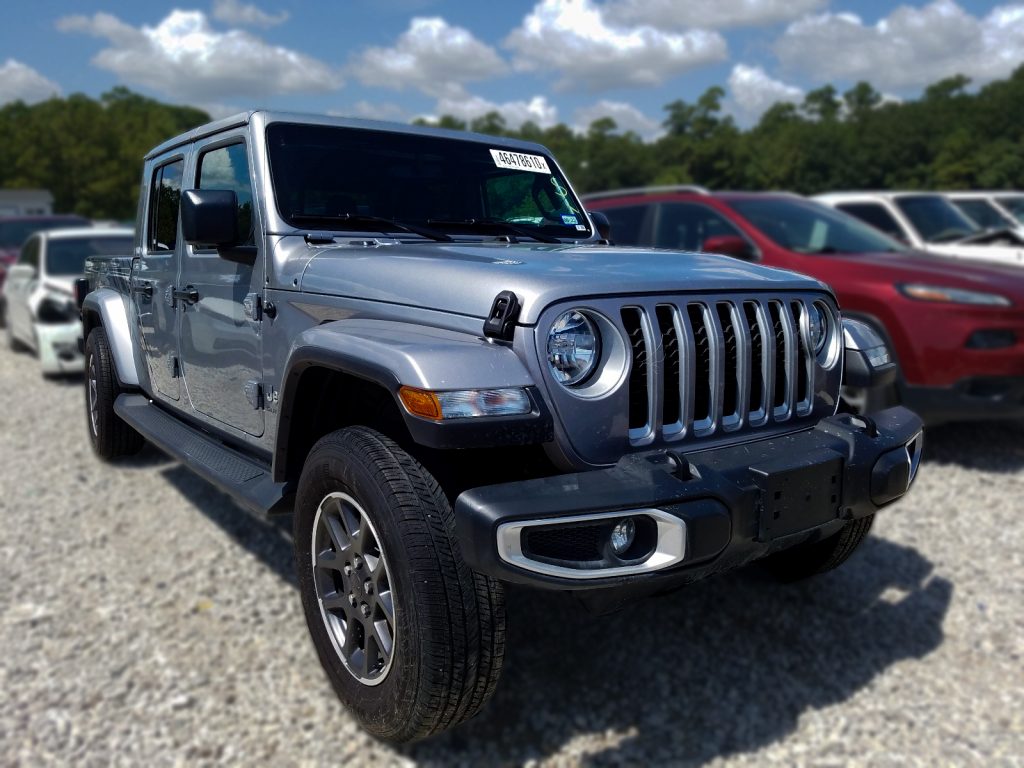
[588,210,612,241]
[181,189,239,246]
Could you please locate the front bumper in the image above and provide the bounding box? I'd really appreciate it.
[454,407,923,594]
[35,321,84,374]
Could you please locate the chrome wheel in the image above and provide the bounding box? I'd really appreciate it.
[312,492,397,685]
[88,354,100,437]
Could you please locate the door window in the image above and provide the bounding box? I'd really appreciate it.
[836,202,907,242]
[599,205,652,245]
[197,142,255,246]
[148,159,184,252]
[656,202,748,252]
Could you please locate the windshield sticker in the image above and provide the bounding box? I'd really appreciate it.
[561,214,578,225]
[575,224,588,231]
[550,177,580,215]
[490,149,551,174]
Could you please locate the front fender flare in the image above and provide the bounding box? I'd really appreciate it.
[273,319,550,480]
[81,288,140,387]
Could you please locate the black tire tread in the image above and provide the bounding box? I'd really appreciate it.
[764,514,874,582]
[85,327,144,460]
[298,426,504,742]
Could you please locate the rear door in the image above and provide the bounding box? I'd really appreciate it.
[177,134,264,437]
[8,235,41,340]
[134,157,184,401]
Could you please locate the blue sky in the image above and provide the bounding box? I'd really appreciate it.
[1,0,1019,136]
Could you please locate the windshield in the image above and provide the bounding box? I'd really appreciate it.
[0,217,90,249]
[727,197,907,254]
[46,236,133,276]
[950,198,1016,230]
[266,123,591,241]
[894,196,979,243]
[995,195,1024,223]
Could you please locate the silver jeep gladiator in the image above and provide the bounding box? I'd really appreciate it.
[79,111,922,742]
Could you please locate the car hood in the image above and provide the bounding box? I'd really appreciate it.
[926,241,1024,264]
[834,249,1024,298]
[41,276,78,297]
[297,241,826,323]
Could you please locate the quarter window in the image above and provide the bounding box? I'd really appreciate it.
[197,142,255,246]
[148,159,184,252]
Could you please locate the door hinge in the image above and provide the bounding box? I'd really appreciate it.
[244,380,264,410]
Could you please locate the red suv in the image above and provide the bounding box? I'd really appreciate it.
[585,187,1024,424]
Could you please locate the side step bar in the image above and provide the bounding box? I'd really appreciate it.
[114,394,294,516]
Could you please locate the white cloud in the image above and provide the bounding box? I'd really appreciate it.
[727,64,804,122]
[433,93,559,129]
[573,100,663,139]
[606,0,826,30]
[351,17,506,99]
[775,0,1024,92]
[57,10,341,103]
[505,0,727,91]
[211,0,288,28]
[0,59,61,105]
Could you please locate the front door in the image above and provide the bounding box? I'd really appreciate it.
[178,137,264,437]
[134,157,184,401]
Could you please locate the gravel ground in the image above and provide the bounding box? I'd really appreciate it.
[1,341,1022,767]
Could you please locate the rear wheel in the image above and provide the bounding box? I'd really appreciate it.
[762,515,875,582]
[84,327,144,460]
[294,426,505,743]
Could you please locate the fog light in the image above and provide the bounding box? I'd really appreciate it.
[610,518,636,555]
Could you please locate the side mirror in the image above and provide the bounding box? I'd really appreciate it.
[588,210,612,241]
[181,189,239,246]
[702,235,755,260]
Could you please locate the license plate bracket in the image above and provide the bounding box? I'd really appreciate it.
[750,450,844,541]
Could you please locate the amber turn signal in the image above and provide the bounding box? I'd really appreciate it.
[398,386,443,420]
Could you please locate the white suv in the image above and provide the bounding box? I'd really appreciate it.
[815,191,1024,267]
[3,227,133,374]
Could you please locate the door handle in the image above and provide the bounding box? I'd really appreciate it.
[133,280,153,297]
[172,285,200,305]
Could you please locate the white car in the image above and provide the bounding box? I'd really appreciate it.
[815,191,1024,267]
[3,227,133,374]
[944,191,1024,239]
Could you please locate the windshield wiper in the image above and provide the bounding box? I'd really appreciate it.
[427,218,561,244]
[289,213,452,243]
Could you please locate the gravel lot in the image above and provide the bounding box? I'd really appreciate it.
[1,341,1022,767]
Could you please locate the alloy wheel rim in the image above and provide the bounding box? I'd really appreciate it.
[88,356,99,437]
[311,491,397,685]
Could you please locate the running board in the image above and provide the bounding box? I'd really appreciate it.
[114,394,294,516]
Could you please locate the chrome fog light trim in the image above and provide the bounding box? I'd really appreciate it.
[496,509,686,580]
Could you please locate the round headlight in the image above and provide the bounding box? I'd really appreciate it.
[547,310,600,386]
[807,303,828,356]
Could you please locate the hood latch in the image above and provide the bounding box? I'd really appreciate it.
[483,290,521,342]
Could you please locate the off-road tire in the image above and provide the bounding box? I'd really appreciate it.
[294,426,505,743]
[762,514,875,582]
[84,327,144,460]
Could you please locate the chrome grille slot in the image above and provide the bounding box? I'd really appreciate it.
[622,296,817,446]
[621,307,652,436]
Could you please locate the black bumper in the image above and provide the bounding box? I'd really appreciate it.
[454,407,923,594]
[903,377,1024,425]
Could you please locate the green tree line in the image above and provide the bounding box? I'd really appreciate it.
[2,67,1023,221]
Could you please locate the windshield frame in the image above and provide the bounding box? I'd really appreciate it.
[725,196,909,255]
[263,121,593,243]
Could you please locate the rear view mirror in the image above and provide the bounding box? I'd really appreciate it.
[181,189,239,246]
[588,210,612,241]
[702,235,755,260]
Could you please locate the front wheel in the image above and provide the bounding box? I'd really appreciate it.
[294,426,505,743]
[762,515,875,582]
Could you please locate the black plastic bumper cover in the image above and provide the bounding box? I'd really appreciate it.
[454,406,923,591]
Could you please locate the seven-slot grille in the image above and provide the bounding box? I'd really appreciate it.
[621,298,816,443]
